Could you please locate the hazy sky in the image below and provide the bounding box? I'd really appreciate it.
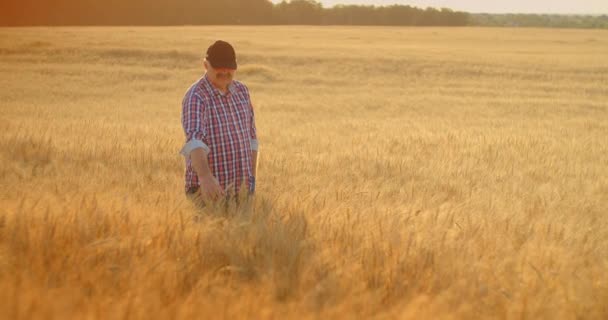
[275,1,608,14]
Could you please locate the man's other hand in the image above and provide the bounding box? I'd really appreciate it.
[199,174,225,201]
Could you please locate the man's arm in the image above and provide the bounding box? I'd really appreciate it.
[250,115,259,183]
[251,150,258,178]
[190,148,212,180]
[244,84,259,192]
[180,92,224,199]
[191,148,225,199]
[248,91,259,177]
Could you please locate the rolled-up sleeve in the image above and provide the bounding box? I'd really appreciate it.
[245,88,259,151]
[180,92,210,158]
[250,107,258,151]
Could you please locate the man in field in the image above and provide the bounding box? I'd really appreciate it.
[180,40,259,208]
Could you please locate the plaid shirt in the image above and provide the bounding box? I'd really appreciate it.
[180,74,258,195]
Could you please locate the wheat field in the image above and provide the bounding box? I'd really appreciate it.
[0,26,607,319]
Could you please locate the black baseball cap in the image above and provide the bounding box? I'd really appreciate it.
[206,40,237,70]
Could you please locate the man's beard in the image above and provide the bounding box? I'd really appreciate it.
[217,73,232,80]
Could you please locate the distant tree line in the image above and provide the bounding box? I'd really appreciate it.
[1,0,606,29]
[470,14,608,29]
[0,0,467,26]
[273,2,469,26]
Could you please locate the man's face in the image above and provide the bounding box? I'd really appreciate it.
[205,60,235,89]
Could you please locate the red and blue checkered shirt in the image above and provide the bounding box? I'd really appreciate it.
[180,74,258,195]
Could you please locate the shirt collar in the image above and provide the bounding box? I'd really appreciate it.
[202,73,237,97]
